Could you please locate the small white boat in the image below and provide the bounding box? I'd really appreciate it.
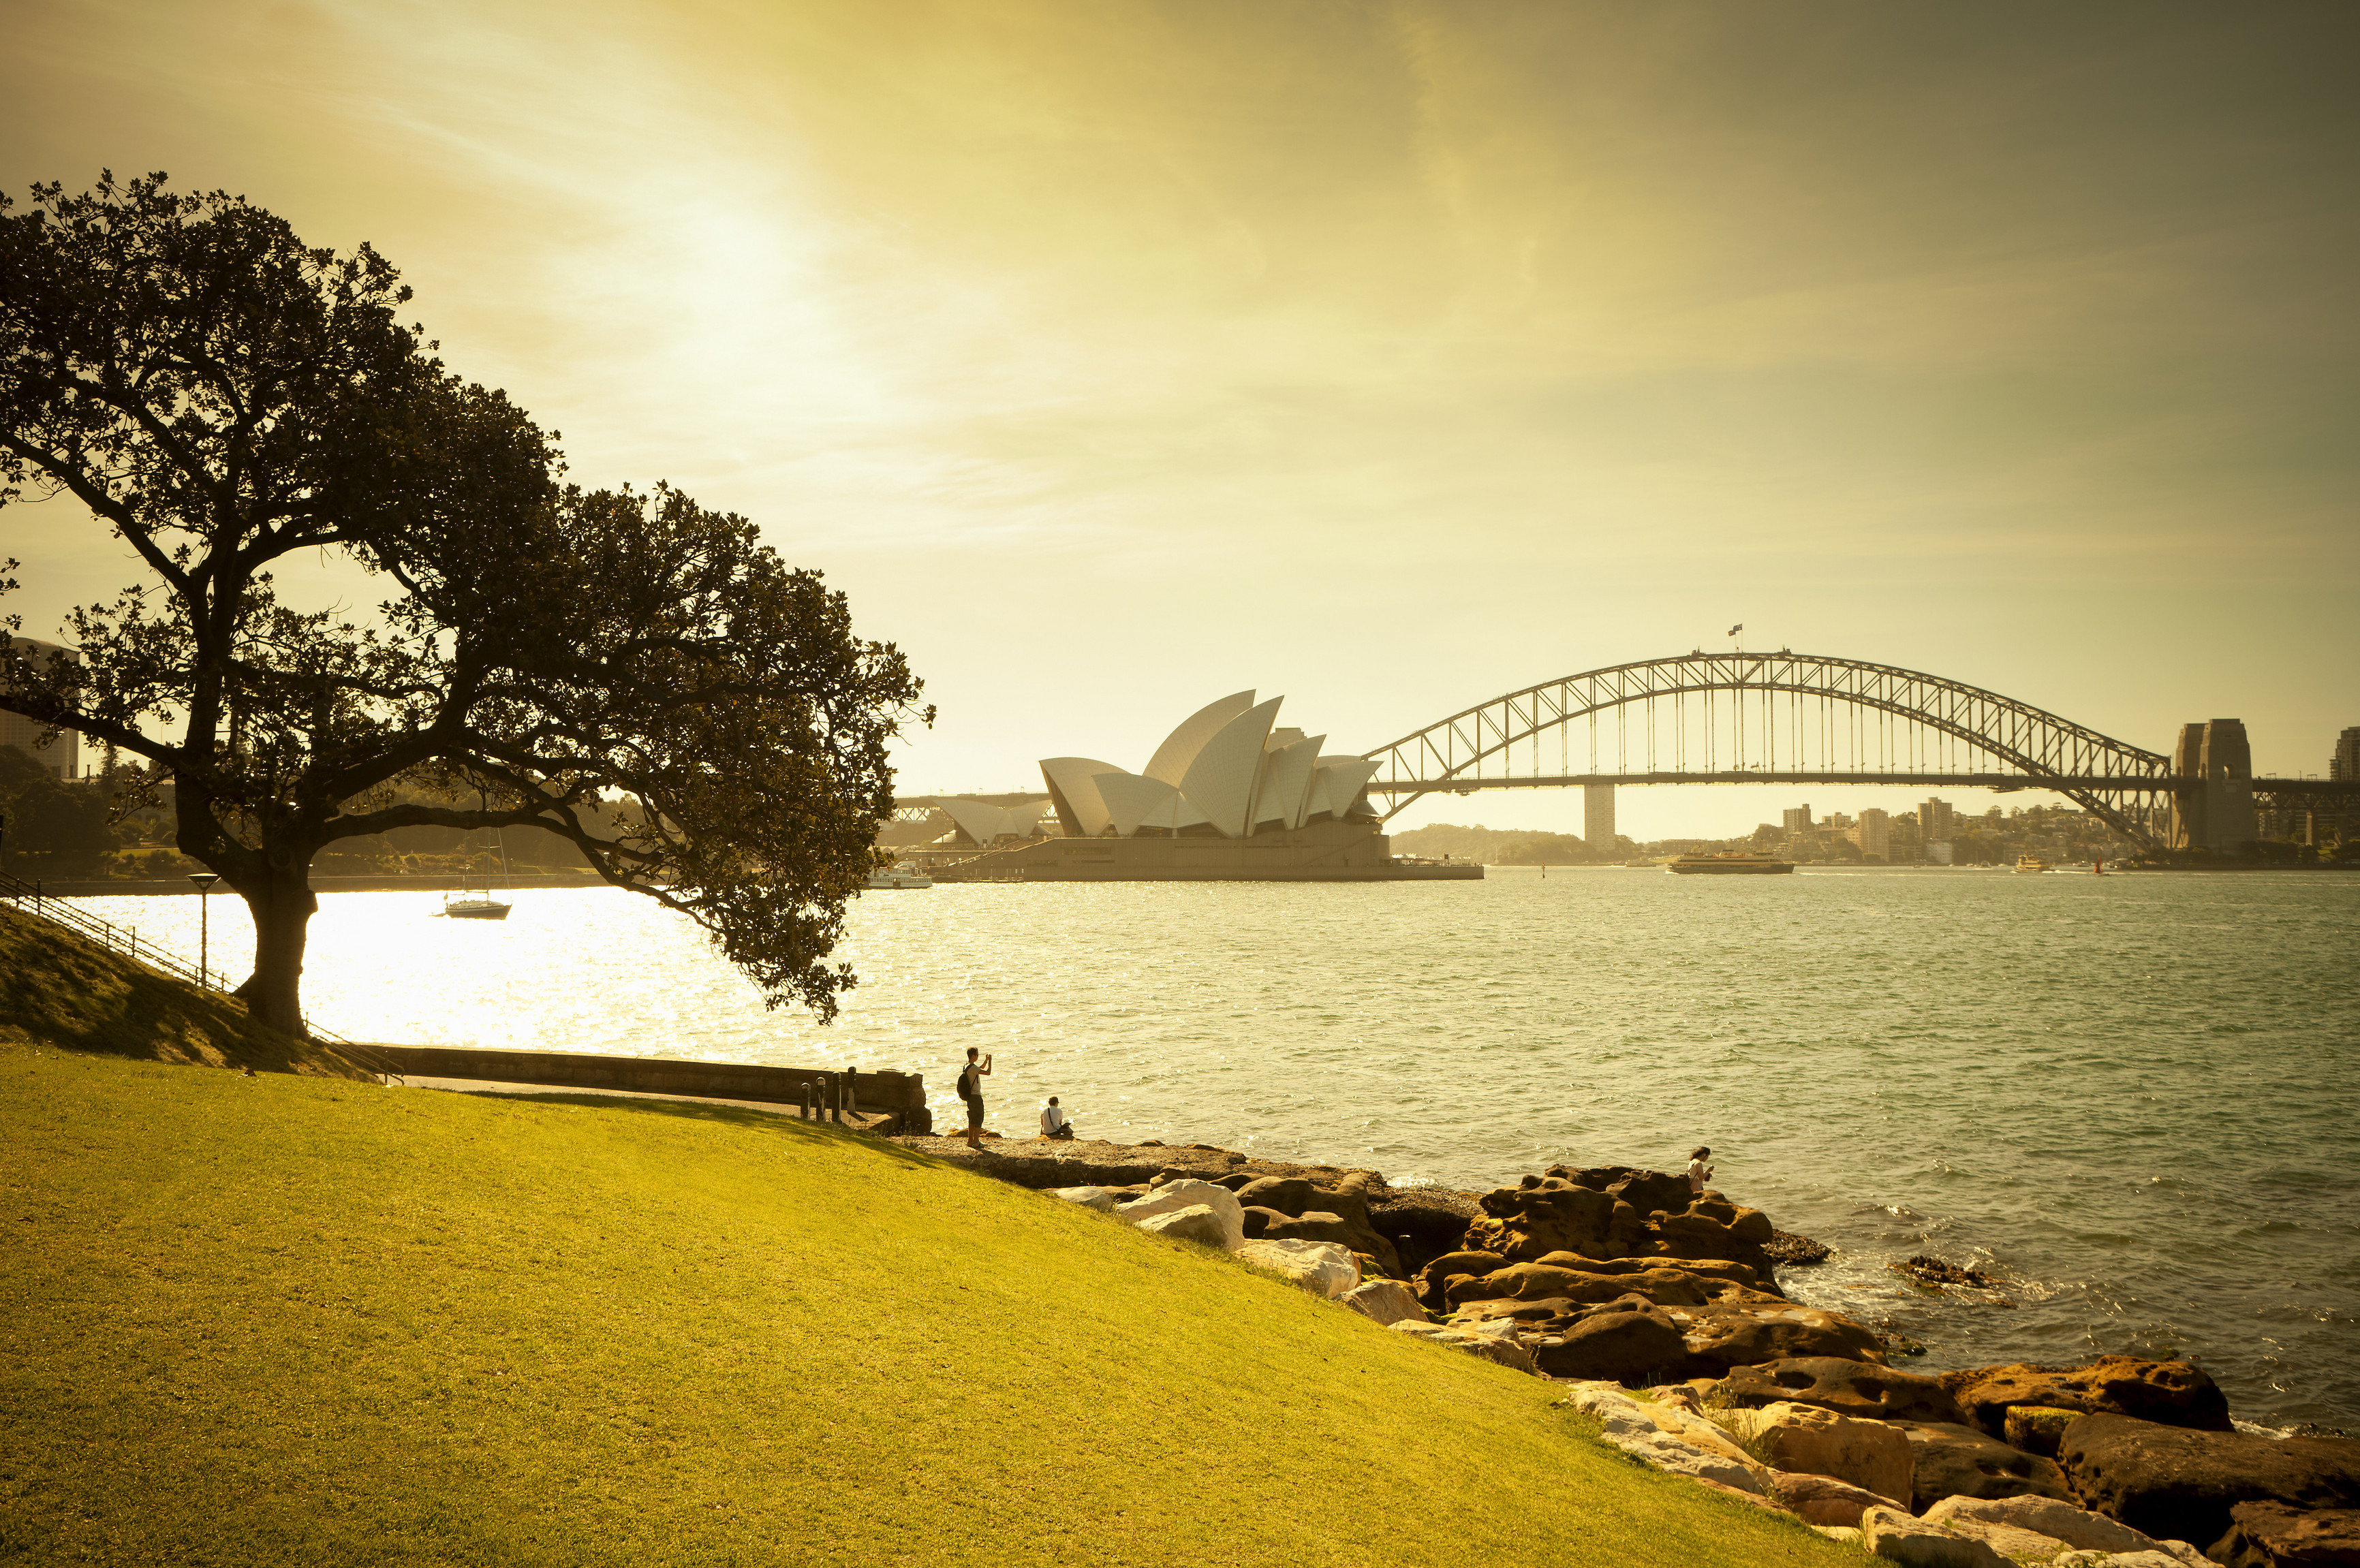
[865,867,933,890]
[439,892,512,920]
[437,830,514,918]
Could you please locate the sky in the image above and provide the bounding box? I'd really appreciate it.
[5,0,2356,840]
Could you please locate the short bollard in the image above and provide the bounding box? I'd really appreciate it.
[801,1083,812,1121]
[830,1073,843,1125]
[845,1066,859,1127]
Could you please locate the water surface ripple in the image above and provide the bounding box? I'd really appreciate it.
[80,867,2359,1428]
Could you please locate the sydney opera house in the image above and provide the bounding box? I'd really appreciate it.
[908,693,1478,881]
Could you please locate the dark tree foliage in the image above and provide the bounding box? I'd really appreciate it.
[0,744,118,873]
[0,174,927,1036]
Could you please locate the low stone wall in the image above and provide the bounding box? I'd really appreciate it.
[373,1046,930,1133]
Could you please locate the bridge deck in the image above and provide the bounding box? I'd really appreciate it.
[1369,772,2342,794]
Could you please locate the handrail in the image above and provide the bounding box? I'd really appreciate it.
[0,872,402,1082]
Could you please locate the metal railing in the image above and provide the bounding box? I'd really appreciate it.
[0,872,403,1081]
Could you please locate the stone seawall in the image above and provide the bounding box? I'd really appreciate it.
[375,1045,931,1134]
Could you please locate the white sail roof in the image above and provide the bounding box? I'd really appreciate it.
[1144,691,1254,786]
[1038,695,1379,840]
[1039,757,1123,837]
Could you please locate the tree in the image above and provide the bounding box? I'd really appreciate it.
[0,743,119,873]
[1,174,927,1035]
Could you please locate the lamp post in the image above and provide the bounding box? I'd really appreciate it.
[189,873,221,988]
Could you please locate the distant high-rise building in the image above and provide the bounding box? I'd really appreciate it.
[2333,726,2360,781]
[0,638,81,779]
[1584,783,1615,852]
[1782,805,1813,832]
[1920,796,1956,841]
[1853,809,1891,860]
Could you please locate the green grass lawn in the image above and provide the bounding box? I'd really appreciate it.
[0,906,370,1078]
[0,1042,1853,1567]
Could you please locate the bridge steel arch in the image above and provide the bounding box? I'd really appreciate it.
[1361,652,2173,849]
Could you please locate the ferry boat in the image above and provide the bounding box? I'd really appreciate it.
[865,866,934,890]
[1665,853,1795,876]
[2012,855,2051,874]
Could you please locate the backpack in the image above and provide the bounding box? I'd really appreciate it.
[956,1064,976,1101]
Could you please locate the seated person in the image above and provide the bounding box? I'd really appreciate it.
[1039,1096,1077,1140]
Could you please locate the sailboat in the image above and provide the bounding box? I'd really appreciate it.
[439,830,514,920]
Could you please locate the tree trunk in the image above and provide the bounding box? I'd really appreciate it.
[232,869,320,1038]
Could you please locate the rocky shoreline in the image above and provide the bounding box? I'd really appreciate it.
[897,1133,2360,1567]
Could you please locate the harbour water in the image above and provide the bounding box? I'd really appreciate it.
[76,866,2360,1429]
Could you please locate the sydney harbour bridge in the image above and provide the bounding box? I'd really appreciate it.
[1354,650,2349,856]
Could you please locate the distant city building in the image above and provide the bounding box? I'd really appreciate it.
[2333,726,2360,781]
[1852,809,1891,860]
[1920,796,1956,841]
[1782,805,1813,832]
[1583,783,1615,852]
[0,637,81,779]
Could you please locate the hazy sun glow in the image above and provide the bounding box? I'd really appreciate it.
[7,0,2356,836]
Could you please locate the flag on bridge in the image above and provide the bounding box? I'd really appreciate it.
[1728,623,1743,636]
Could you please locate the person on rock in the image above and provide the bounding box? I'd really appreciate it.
[957,1048,993,1148]
[1039,1096,1076,1141]
[1688,1146,1715,1195]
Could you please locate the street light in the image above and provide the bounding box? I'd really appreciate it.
[188,873,221,989]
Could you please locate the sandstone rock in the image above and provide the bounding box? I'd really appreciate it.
[1557,1381,1765,1493]
[1392,1319,1538,1375]
[1638,1401,1766,1472]
[1416,1249,1506,1311]
[2006,1405,2087,1458]
[1533,1251,1771,1296]
[2214,1500,2360,1568]
[1719,1400,1914,1504]
[1232,1175,1318,1215]
[1768,1229,1835,1266]
[1257,1210,1361,1249]
[1899,1421,2072,1512]
[1237,1237,1361,1298]
[1339,1278,1427,1328]
[2060,1414,2360,1553]
[1466,1179,1617,1261]
[1766,1470,1912,1529]
[1607,1170,1694,1216]
[1859,1503,2017,1567]
[1215,1175,1404,1276]
[1048,1185,1117,1212]
[1943,1357,2233,1437]
[1945,1513,2101,1561]
[1115,1179,1246,1249]
[1714,1358,1963,1424]
[1814,1524,1864,1546]
[1135,1204,1233,1248]
[1923,1496,2205,1565]
[1532,1302,1689,1384]
[2047,1553,2195,1568]
[1671,1305,1889,1373]
[1448,1260,1721,1311]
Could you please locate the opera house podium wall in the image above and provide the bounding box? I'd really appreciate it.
[930,817,1482,883]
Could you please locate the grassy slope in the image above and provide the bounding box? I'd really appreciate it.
[0,1046,1851,1568]
[0,905,371,1078]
